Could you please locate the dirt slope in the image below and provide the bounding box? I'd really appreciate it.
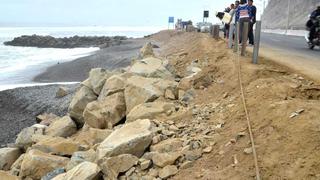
[150,30,320,179]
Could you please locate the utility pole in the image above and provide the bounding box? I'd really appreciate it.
[285,0,291,34]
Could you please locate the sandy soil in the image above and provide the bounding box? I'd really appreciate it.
[150,30,320,180]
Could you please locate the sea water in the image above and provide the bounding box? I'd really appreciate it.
[0,26,162,91]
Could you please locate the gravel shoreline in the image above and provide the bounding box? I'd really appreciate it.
[0,37,147,146]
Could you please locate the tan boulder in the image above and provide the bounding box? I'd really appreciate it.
[46,116,77,138]
[20,149,69,180]
[124,76,162,113]
[158,165,178,179]
[81,68,113,95]
[71,127,112,148]
[151,152,181,168]
[15,124,47,149]
[53,162,101,180]
[56,86,69,98]
[99,154,138,179]
[129,57,173,79]
[139,42,154,58]
[97,119,154,160]
[83,92,126,129]
[150,138,183,153]
[36,113,59,126]
[9,153,25,176]
[0,148,22,171]
[0,170,19,180]
[99,74,126,100]
[126,102,175,123]
[32,136,87,156]
[68,86,97,125]
[66,149,96,171]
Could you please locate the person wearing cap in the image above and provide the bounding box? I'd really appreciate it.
[248,0,256,45]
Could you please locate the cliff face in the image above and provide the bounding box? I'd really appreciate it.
[262,0,320,29]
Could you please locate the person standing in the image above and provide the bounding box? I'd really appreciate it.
[236,0,251,43]
[229,1,240,40]
[248,0,257,45]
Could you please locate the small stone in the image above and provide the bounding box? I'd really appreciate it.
[56,86,69,98]
[161,130,175,136]
[203,146,213,153]
[180,161,193,169]
[184,149,202,161]
[140,159,152,170]
[244,147,253,154]
[152,152,181,167]
[233,155,239,165]
[125,167,136,177]
[148,168,159,177]
[158,165,178,179]
[169,125,179,131]
[167,121,175,125]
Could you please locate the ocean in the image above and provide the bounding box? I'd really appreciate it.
[0,26,162,91]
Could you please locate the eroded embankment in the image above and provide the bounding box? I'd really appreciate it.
[0,30,319,180]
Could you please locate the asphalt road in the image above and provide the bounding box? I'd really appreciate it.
[260,33,320,60]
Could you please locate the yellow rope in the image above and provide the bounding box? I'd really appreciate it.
[235,39,262,180]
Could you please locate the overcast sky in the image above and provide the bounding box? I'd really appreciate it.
[0,0,266,27]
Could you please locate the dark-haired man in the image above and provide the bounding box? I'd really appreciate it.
[248,0,256,45]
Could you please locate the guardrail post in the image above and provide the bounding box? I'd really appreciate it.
[241,22,249,56]
[213,25,220,39]
[233,23,239,52]
[228,24,235,49]
[252,21,261,64]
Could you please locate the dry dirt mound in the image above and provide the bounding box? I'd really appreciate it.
[152,31,320,180]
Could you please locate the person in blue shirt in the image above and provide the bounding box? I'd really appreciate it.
[236,0,251,43]
[248,0,257,45]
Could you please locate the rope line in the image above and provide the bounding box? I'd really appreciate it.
[234,36,262,180]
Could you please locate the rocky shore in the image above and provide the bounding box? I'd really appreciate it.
[4,35,127,48]
[0,41,208,180]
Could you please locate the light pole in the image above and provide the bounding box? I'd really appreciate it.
[285,0,291,34]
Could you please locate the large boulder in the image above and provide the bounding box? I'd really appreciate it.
[46,116,77,138]
[0,170,19,180]
[139,42,154,59]
[53,162,101,180]
[99,154,138,179]
[71,127,112,148]
[20,149,69,180]
[83,92,126,129]
[66,149,96,171]
[32,136,87,156]
[97,119,154,160]
[124,76,162,113]
[68,86,97,126]
[81,68,113,95]
[9,153,25,176]
[15,124,47,149]
[129,57,173,79]
[36,113,59,126]
[0,148,22,171]
[126,102,175,123]
[99,74,126,100]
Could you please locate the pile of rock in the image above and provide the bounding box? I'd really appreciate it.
[4,35,127,48]
[0,43,216,180]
